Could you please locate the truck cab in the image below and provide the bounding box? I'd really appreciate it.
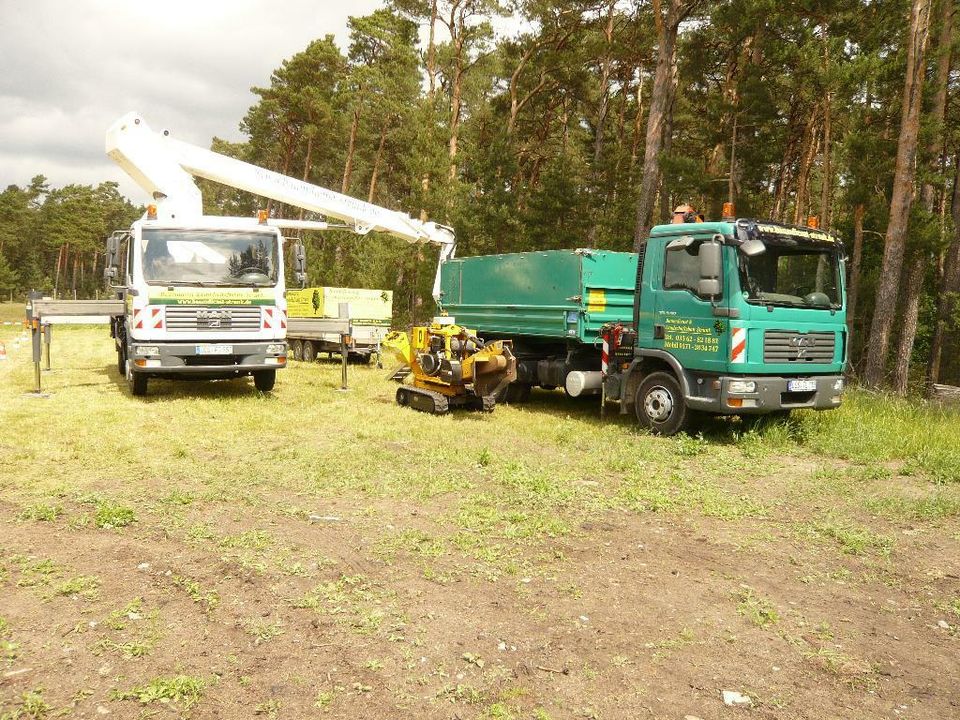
[107,214,289,396]
[613,219,847,433]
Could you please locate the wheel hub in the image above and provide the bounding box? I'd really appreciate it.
[644,386,673,422]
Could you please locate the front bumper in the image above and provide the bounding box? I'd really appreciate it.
[686,374,844,414]
[129,341,287,376]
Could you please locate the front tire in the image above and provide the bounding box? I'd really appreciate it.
[634,371,690,436]
[127,360,148,397]
[253,370,276,392]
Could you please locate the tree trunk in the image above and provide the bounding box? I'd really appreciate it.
[928,152,960,384]
[792,105,822,225]
[628,71,645,180]
[449,56,464,180]
[297,135,314,221]
[368,119,390,204]
[902,0,955,389]
[427,0,438,98]
[847,203,866,338]
[633,0,699,249]
[921,0,954,212]
[772,104,801,222]
[587,0,616,246]
[863,0,933,387]
[891,252,925,394]
[342,106,361,195]
[658,83,678,225]
[819,29,832,230]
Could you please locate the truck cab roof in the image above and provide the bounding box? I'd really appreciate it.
[649,218,839,247]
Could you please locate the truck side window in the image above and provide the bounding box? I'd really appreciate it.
[663,244,700,294]
[125,236,134,282]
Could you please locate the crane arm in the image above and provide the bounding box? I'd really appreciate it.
[106,111,456,299]
[105,112,455,249]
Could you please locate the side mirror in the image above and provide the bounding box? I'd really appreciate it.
[739,238,766,257]
[698,239,723,299]
[294,242,307,288]
[104,233,122,286]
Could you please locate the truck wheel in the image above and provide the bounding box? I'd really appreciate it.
[254,370,276,392]
[635,371,689,436]
[302,340,317,363]
[116,346,126,376]
[127,362,148,397]
[290,339,303,361]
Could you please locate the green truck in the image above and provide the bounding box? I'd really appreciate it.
[439,219,847,434]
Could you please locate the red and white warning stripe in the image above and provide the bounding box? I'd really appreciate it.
[263,307,276,330]
[601,335,610,376]
[730,326,747,364]
[132,307,163,330]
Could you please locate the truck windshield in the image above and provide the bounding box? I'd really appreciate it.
[739,243,841,309]
[141,229,278,286]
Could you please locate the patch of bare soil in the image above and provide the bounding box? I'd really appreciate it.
[2,491,958,720]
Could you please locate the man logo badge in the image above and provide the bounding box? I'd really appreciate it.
[197,309,232,329]
[789,334,816,359]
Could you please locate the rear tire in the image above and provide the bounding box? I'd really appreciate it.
[302,340,317,363]
[253,370,276,392]
[634,371,689,436]
[116,346,126,376]
[290,339,303,361]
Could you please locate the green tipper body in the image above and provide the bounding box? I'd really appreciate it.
[439,250,637,345]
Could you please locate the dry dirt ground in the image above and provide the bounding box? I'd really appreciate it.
[0,319,958,719]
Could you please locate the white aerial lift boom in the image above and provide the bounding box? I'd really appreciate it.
[102,111,456,396]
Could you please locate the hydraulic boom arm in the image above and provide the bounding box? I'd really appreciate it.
[106,112,456,297]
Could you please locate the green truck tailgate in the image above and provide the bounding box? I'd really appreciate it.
[439,249,637,344]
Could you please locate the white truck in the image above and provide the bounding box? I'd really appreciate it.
[103,112,455,395]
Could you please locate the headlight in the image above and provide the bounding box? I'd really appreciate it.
[728,380,756,394]
[833,378,844,392]
[135,346,159,356]
[266,343,286,355]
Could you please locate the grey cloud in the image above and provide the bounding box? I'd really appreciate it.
[0,0,382,202]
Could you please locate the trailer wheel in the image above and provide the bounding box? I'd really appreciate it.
[290,339,303,362]
[302,340,317,363]
[253,370,276,392]
[634,371,689,436]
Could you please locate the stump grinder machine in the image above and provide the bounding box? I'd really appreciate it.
[383,317,517,414]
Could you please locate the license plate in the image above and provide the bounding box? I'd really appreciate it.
[195,344,233,355]
[788,379,816,392]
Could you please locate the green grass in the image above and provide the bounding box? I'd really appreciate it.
[760,392,960,483]
[111,674,205,707]
[736,587,780,627]
[1,322,959,715]
[94,501,136,529]
[0,689,50,719]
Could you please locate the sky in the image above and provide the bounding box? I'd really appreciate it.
[0,0,385,203]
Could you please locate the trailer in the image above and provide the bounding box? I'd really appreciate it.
[286,286,392,363]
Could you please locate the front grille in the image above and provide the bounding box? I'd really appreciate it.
[763,330,835,363]
[165,306,262,332]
